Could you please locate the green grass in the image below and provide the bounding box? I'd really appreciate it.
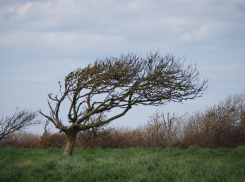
[0,146,245,182]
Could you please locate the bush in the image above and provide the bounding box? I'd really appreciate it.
[1,92,244,150]
[39,133,66,149]
[179,92,245,149]
[0,132,40,148]
[0,131,67,149]
[182,93,245,135]
[179,124,245,149]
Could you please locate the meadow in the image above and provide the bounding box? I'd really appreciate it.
[0,146,245,182]
[1,93,245,181]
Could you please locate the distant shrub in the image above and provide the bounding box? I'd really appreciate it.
[179,124,245,149]
[1,93,244,150]
[0,132,40,148]
[75,126,118,149]
[0,131,67,149]
[39,133,66,149]
[182,93,245,135]
[179,92,245,149]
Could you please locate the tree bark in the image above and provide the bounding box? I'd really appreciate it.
[63,130,78,156]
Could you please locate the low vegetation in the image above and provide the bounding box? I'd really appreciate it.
[0,92,244,181]
[1,92,244,150]
[0,146,245,181]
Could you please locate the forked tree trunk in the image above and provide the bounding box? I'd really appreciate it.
[63,130,78,156]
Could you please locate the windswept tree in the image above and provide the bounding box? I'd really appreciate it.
[39,52,208,155]
[0,108,41,141]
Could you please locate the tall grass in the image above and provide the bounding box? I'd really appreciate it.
[0,146,245,182]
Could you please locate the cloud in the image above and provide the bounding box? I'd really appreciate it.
[179,22,229,42]
[0,0,244,59]
[0,0,245,52]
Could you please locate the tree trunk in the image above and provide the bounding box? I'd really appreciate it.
[63,130,78,156]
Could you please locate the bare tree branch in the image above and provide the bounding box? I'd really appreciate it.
[0,108,41,141]
[38,51,208,155]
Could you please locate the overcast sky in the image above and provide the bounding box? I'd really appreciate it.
[0,0,245,134]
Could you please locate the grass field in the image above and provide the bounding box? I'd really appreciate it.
[0,146,245,182]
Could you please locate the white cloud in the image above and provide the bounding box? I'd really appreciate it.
[0,0,245,79]
[0,0,244,63]
[179,22,226,42]
[17,2,32,17]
